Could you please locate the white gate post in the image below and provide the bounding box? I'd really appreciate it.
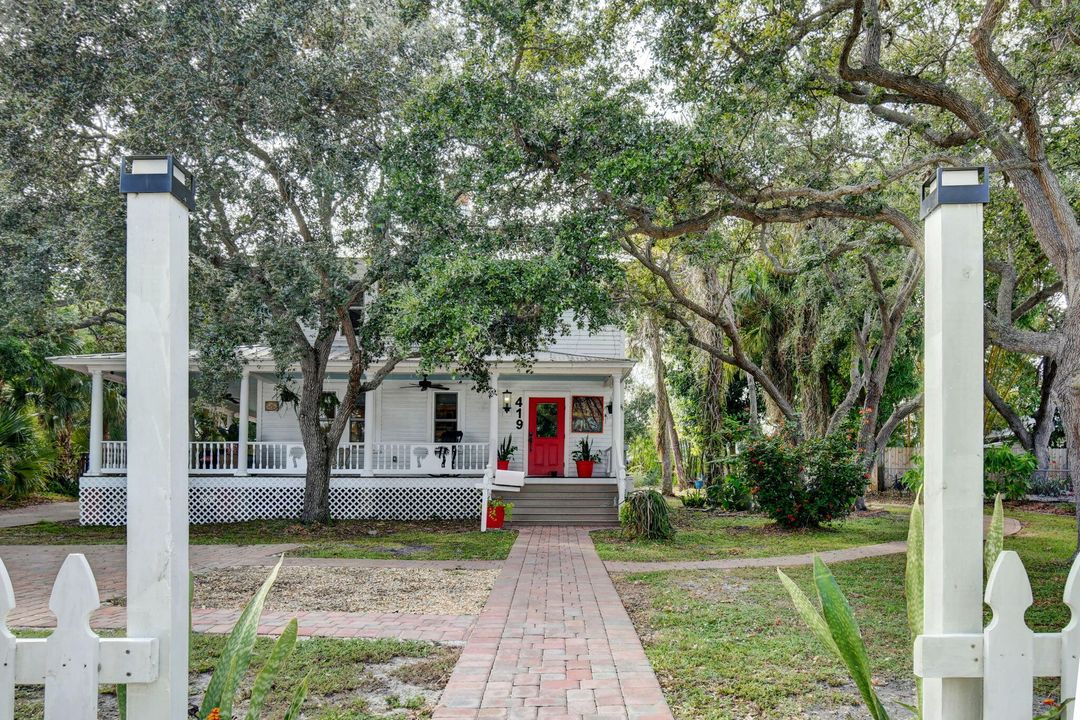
[87,370,104,476]
[236,368,250,476]
[120,156,193,719]
[920,167,989,720]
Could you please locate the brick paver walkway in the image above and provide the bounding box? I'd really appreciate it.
[434,527,673,720]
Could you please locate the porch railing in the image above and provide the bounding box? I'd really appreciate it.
[93,440,489,476]
[370,442,489,474]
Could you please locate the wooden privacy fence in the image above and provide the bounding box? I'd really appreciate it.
[916,550,1080,719]
[0,555,157,720]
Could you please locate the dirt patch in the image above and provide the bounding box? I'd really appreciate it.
[389,644,461,690]
[17,641,462,720]
[802,678,915,718]
[368,544,436,557]
[1009,500,1074,515]
[192,565,497,615]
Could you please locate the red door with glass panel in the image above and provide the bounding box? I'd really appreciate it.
[528,398,565,476]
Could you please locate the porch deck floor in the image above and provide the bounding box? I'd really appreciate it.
[433,527,672,720]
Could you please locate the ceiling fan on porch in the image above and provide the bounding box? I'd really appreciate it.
[400,375,451,392]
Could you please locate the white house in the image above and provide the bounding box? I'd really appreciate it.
[49,319,634,526]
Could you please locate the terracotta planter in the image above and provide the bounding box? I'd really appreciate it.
[497,460,510,471]
[575,460,595,478]
[487,505,506,529]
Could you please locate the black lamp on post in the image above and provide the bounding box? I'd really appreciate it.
[502,389,512,413]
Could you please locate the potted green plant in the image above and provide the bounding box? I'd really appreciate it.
[572,437,601,478]
[497,435,517,471]
[487,497,513,529]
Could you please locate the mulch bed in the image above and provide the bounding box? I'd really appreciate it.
[193,565,498,615]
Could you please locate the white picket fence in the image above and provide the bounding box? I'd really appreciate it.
[916,549,1080,719]
[0,555,157,719]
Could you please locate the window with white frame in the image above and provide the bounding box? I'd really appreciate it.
[434,392,459,441]
[349,393,366,443]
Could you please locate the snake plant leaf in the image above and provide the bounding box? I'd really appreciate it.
[244,618,299,720]
[985,493,1005,580]
[777,568,841,658]
[283,674,310,720]
[813,557,891,720]
[200,554,285,718]
[905,492,924,717]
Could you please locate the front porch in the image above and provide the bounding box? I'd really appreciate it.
[52,352,633,526]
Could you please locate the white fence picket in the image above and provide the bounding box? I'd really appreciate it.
[1063,556,1080,720]
[983,551,1034,718]
[0,560,14,720]
[44,554,101,720]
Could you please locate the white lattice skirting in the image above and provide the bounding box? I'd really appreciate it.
[79,476,481,526]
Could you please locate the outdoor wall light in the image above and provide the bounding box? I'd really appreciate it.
[502,389,513,413]
[606,401,613,415]
[918,166,989,219]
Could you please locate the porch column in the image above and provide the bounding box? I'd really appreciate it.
[121,155,192,719]
[488,372,500,470]
[919,167,988,720]
[612,372,624,503]
[362,388,375,476]
[236,369,250,476]
[88,369,104,476]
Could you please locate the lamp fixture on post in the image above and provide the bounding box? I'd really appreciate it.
[502,389,512,413]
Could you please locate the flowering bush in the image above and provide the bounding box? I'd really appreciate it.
[739,433,865,528]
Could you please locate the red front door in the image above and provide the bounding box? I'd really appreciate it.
[528,397,565,476]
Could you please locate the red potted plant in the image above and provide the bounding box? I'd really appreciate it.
[572,437,601,479]
[486,497,513,529]
[497,435,517,471]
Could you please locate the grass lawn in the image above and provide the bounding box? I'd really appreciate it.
[592,501,910,563]
[0,518,517,561]
[612,507,1075,719]
[16,632,459,719]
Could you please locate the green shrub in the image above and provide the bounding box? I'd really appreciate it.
[0,403,55,500]
[619,489,675,540]
[984,447,1035,501]
[899,455,923,494]
[706,475,753,511]
[740,433,865,528]
[678,490,707,508]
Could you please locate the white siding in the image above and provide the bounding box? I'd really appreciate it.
[546,324,627,360]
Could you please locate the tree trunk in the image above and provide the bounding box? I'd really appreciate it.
[746,371,760,433]
[301,440,332,523]
[650,319,675,495]
[657,410,673,496]
[297,330,346,524]
[666,410,688,490]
